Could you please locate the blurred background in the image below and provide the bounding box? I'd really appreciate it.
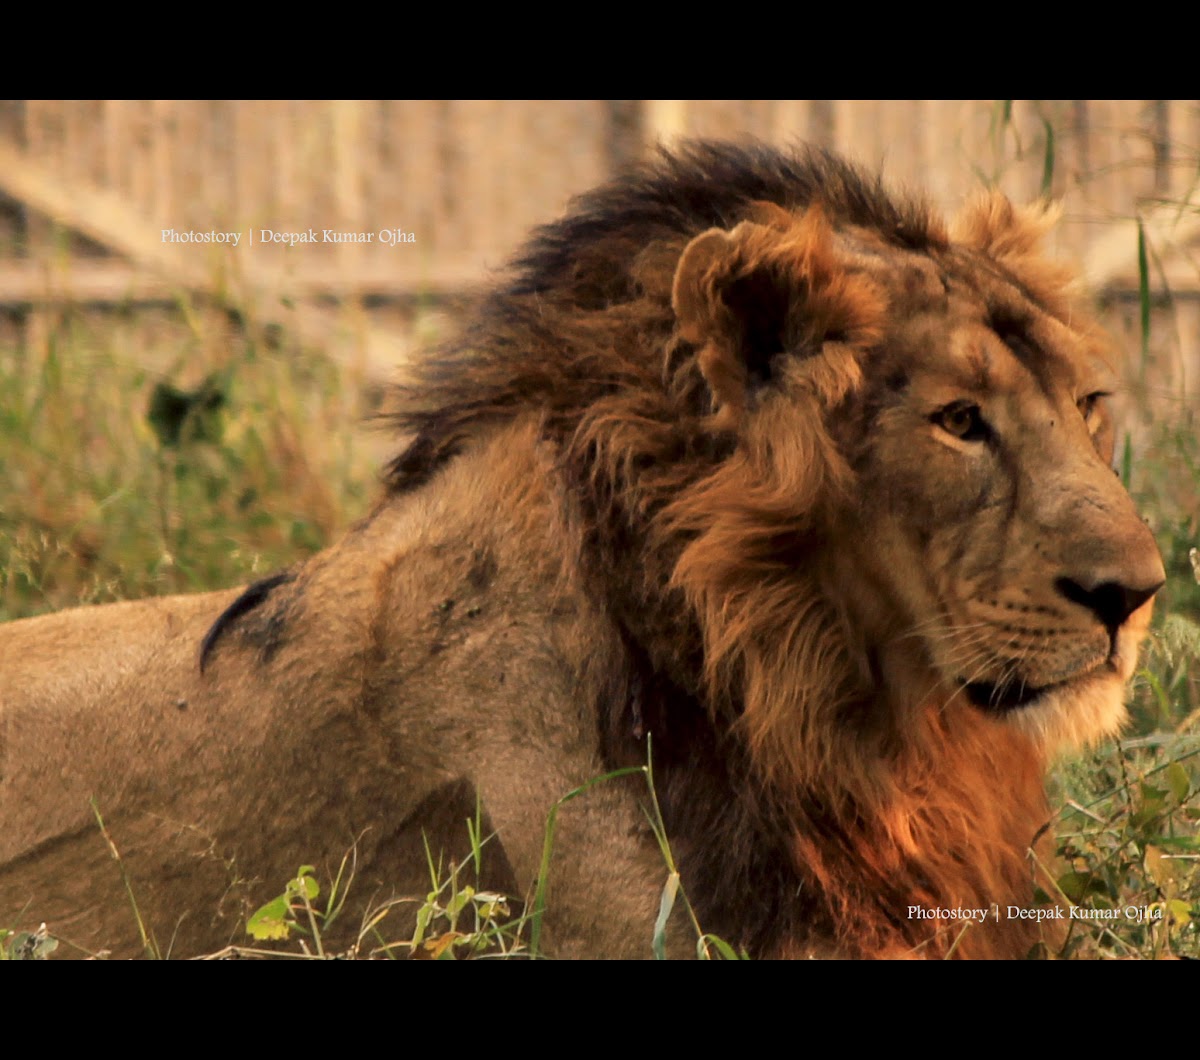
[0,99,1197,957]
[1,100,1196,616]
[2,102,1197,391]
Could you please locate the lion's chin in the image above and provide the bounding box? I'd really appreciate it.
[976,669,1129,755]
[956,619,1148,753]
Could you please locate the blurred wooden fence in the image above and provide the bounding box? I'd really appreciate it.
[0,100,1197,394]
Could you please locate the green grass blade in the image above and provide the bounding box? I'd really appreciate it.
[652,873,680,960]
[1137,218,1151,370]
[1040,117,1056,196]
[528,765,645,958]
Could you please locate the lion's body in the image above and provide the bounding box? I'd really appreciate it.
[1,143,1164,958]
[2,426,675,957]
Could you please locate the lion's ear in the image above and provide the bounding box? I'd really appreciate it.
[742,199,797,231]
[672,209,883,429]
[951,190,1077,317]
[950,189,1061,259]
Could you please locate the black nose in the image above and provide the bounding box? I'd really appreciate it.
[1055,576,1164,636]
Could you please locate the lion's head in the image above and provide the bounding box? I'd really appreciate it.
[666,188,1163,761]
[386,142,1163,957]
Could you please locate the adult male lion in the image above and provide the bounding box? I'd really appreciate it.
[0,142,1164,959]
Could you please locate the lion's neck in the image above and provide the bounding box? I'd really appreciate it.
[787,697,1053,959]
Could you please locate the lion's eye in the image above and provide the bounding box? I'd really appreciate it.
[1077,391,1109,427]
[932,402,988,442]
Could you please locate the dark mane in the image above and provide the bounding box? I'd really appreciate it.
[383,141,938,493]
[378,142,951,955]
[504,140,938,300]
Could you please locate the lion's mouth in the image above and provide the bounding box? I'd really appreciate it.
[961,679,1048,712]
[959,657,1117,713]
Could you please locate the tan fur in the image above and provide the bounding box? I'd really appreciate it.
[1,425,681,957]
[0,143,1165,958]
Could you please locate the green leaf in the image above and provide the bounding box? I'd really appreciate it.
[245,867,319,941]
[1144,845,1175,894]
[445,886,475,920]
[1166,899,1192,926]
[412,902,434,948]
[1133,783,1168,827]
[474,892,509,920]
[289,870,319,903]
[1057,871,1106,903]
[1166,762,1191,805]
[246,895,294,941]
[698,934,745,961]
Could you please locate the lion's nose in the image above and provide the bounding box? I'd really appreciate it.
[1055,574,1165,636]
